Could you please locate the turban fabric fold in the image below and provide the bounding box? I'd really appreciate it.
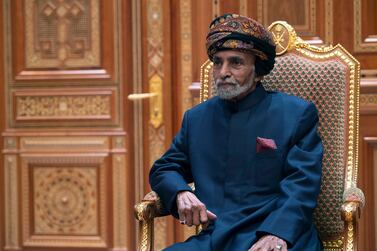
[206,14,276,76]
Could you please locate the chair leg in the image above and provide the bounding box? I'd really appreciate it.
[138,219,154,251]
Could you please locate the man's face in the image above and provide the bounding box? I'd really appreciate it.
[212,50,257,100]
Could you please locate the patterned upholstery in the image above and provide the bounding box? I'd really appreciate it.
[203,52,347,239]
[263,53,347,238]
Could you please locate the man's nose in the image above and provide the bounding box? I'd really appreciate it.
[219,63,231,79]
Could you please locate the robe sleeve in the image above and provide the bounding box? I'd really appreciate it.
[256,102,323,245]
[149,111,194,218]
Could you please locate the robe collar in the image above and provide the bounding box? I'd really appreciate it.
[218,82,267,113]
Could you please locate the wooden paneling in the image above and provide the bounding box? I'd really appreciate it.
[0,0,5,249]
[10,0,115,81]
[1,0,135,250]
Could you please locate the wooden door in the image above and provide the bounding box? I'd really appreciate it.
[0,0,135,250]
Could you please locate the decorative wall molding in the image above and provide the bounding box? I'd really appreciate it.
[146,0,167,249]
[25,0,101,69]
[256,0,332,45]
[11,88,118,127]
[112,153,128,249]
[324,0,333,45]
[4,155,20,250]
[239,0,247,16]
[180,0,193,113]
[360,94,377,114]
[20,136,109,152]
[212,0,220,18]
[354,0,377,52]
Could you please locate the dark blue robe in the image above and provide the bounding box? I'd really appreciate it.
[150,84,323,251]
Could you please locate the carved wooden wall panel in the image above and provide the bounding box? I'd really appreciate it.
[1,0,134,250]
[354,0,377,53]
[21,154,108,248]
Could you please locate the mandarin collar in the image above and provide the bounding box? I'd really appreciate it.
[219,83,267,113]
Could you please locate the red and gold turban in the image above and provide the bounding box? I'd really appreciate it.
[206,14,276,76]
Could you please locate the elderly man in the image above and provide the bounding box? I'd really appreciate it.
[149,14,323,251]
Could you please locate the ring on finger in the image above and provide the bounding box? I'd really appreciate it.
[276,244,282,251]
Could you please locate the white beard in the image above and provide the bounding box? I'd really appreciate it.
[214,71,256,100]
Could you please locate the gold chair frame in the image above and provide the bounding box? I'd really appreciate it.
[135,21,365,251]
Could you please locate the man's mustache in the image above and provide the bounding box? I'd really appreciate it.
[215,78,238,86]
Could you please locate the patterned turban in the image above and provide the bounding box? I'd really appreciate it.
[206,14,276,76]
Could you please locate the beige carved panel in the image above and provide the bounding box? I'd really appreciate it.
[4,155,20,250]
[11,88,118,127]
[33,167,98,235]
[25,0,101,68]
[21,155,108,248]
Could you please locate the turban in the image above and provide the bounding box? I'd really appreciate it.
[206,14,276,76]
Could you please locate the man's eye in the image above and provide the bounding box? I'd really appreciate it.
[232,60,242,66]
[213,61,221,66]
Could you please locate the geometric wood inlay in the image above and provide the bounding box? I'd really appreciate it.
[16,95,110,119]
[22,155,108,248]
[33,167,98,235]
[25,0,101,68]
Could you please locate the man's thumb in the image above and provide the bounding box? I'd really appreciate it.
[207,210,217,220]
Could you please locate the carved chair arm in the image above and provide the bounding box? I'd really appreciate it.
[340,187,365,251]
[134,191,168,251]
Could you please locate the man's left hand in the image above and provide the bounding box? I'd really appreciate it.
[248,235,287,251]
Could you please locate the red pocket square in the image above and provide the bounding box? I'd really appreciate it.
[256,137,277,153]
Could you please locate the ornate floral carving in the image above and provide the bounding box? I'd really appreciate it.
[16,95,110,119]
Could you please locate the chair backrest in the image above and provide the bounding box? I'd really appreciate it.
[200,21,360,248]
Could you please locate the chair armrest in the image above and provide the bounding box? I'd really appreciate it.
[134,191,169,221]
[340,187,365,251]
[134,191,169,251]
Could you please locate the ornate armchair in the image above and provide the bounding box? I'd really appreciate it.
[135,21,365,251]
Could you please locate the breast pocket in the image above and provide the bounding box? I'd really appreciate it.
[251,150,283,187]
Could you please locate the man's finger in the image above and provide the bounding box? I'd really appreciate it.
[206,210,217,220]
[192,206,201,226]
[199,206,208,224]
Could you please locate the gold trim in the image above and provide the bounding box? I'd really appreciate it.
[268,21,298,55]
[149,74,163,128]
[323,238,344,250]
[4,155,19,249]
[354,0,377,52]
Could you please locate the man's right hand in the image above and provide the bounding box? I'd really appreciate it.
[176,191,217,228]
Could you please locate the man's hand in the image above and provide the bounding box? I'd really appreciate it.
[248,235,287,251]
[176,191,217,228]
